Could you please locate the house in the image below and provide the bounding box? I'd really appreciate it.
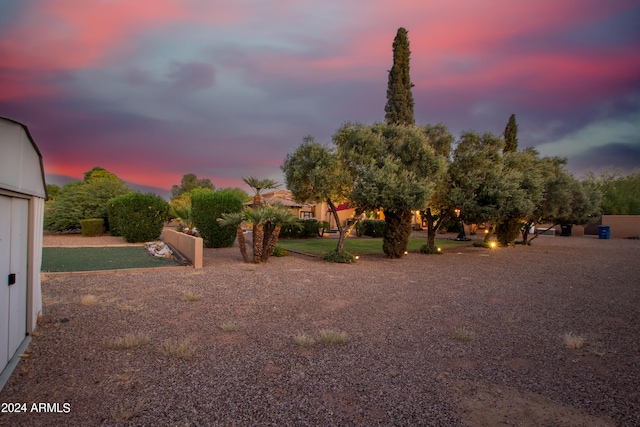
[0,117,46,391]
[258,190,317,219]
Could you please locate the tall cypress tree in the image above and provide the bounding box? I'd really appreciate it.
[504,113,518,153]
[384,27,415,126]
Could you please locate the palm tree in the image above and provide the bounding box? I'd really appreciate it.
[262,205,298,261]
[242,176,280,207]
[244,206,272,263]
[218,212,249,263]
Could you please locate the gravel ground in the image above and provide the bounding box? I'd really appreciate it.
[1,234,639,426]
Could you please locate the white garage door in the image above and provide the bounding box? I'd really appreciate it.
[0,195,28,366]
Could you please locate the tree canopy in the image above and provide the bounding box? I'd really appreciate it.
[384,27,415,126]
[503,114,518,153]
[282,136,354,253]
[171,173,214,200]
[334,122,444,257]
[44,168,131,231]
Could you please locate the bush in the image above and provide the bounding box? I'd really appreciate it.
[323,250,356,264]
[419,244,442,254]
[80,218,105,236]
[357,219,386,237]
[192,190,244,248]
[271,246,289,257]
[280,219,324,238]
[440,218,463,233]
[107,193,170,243]
[44,178,130,232]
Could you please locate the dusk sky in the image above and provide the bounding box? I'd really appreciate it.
[1,1,639,198]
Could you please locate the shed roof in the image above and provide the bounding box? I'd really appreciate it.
[0,117,47,198]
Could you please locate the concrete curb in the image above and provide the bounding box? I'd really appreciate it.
[41,265,192,277]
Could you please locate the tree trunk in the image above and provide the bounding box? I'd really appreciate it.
[496,219,521,246]
[521,221,533,244]
[484,224,495,242]
[424,208,449,253]
[262,220,272,261]
[263,225,282,261]
[327,199,347,253]
[253,224,264,263]
[237,227,249,263]
[383,208,412,258]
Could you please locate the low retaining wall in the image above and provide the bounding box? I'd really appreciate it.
[161,228,203,268]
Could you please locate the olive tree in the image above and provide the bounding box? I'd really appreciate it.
[282,136,355,255]
[334,122,444,258]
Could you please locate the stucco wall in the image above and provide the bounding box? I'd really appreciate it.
[162,228,203,268]
[601,215,640,239]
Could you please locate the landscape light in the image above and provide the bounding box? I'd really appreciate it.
[490,241,497,249]
[404,251,408,255]
[437,247,441,252]
[355,255,360,260]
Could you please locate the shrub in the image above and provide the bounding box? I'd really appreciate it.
[272,246,289,257]
[473,241,492,248]
[107,193,170,243]
[419,244,442,254]
[44,177,130,232]
[80,218,105,236]
[323,250,355,264]
[191,190,244,248]
[280,219,323,238]
[357,219,386,237]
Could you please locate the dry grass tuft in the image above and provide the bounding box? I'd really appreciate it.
[180,290,202,302]
[452,326,475,342]
[111,400,145,423]
[42,294,63,307]
[502,312,517,326]
[318,329,349,345]
[563,332,586,349]
[103,371,138,391]
[294,333,316,347]
[160,338,196,360]
[105,333,150,350]
[221,321,244,332]
[80,294,98,306]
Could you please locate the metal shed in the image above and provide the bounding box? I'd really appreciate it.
[0,117,46,390]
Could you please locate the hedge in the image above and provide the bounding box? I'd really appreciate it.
[80,218,104,237]
[107,193,170,243]
[191,190,244,248]
[280,219,328,238]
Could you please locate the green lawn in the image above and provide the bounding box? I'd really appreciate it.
[42,246,181,272]
[277,236,472,255]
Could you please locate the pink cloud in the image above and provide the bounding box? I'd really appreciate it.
[0,0,252,71]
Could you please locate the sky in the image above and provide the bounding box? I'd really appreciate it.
[1,0,639,198]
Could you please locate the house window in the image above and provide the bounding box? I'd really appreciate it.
[300,211,313,219]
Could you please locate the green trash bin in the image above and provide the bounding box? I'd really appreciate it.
[598,225,610,239]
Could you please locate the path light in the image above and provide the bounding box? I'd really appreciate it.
[355,255,360,260]
[490,241,497,249]
[404,251,408,255]
[437,247,441,252]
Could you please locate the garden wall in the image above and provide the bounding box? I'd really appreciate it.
[601,215,640,239]
[161,228,203,268]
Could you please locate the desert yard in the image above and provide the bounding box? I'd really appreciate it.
[1,235,639,426]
